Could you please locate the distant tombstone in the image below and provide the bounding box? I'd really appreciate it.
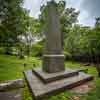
[42,1,65,73]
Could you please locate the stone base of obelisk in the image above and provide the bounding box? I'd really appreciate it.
[24,68,93,100]
[42,54,65,73]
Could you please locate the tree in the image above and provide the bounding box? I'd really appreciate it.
[64,24,93,61]
[0,0,29,46]
[0,0,33,55]
[39,0,79,41]
[95,17,100,28]
[28,17,41,37]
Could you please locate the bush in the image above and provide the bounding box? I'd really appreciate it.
[4,47,13,55]
[64,51,72,60]
[31,43,43,57]
[0,47,5,54]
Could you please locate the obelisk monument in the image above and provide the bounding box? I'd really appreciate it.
[24,1,93,99]
[43,0,65,73]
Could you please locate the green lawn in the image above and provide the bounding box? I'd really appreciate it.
[0,54,100,100]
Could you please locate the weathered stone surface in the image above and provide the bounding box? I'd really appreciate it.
[43,55,65,73]
[33,68,79,83]
[24,70,93,100]
[45,2,62,54]
[71,82,95,95]
[0,79,24,92]
[43,1,65,73]
[0,90,22,100]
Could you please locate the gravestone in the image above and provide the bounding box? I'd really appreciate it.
[24,1,93,100]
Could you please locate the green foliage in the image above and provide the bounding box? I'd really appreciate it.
[95,17,100,28]
[64,22,100,62]
[0,0,30,46]
[64,51,72,60]
[0,47,5,54]
[31,42,43,57]
[28,18,41,36]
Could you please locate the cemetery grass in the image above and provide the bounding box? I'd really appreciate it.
[0,54,100,100]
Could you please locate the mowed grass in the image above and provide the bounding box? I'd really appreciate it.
[0,54,100,100]
[0,54,41,82]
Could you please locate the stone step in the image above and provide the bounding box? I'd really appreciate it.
[0,79,24,92]
[0,90,22,100]
[33,68,79,83]
[24,70,93,100]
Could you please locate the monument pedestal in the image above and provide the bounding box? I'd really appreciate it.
[43,55,65,73]
[24,69,93,100]
[33,68,79,83]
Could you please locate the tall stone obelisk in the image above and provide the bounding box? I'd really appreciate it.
[43,1,65,73]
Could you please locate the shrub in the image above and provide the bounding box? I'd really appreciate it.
[0,47,5,54]
[64,51,72,60]
[31,43,43,57]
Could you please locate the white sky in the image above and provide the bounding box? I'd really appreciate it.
[23,0,99,27]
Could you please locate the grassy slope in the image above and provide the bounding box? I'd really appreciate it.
[0,54,100,100]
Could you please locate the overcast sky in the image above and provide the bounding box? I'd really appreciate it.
[23,0,100,27]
